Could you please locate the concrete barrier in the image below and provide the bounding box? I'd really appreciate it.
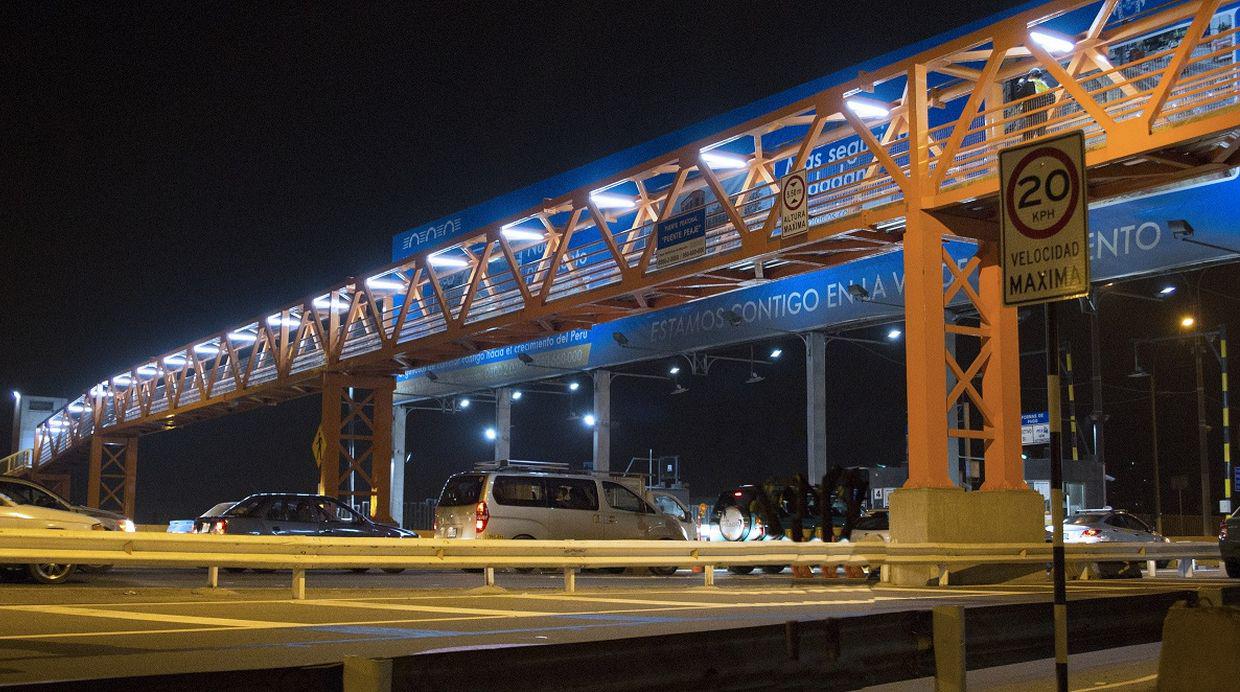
[1157,601,1240,692]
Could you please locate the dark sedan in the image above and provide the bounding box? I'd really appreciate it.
[195,493,415,573]
[1221,510,1239,578]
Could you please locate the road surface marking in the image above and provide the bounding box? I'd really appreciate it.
[0,604,300,629]
[296,600,556,617]
[1070,673,1158,690]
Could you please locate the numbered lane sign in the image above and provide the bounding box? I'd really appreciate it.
[999,130,1090,306]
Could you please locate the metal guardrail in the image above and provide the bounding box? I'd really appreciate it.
[0,529,1221,597]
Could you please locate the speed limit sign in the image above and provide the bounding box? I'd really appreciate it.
[999,131,1090,306]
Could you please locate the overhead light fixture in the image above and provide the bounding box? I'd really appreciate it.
[511,390,523,401]
[501,227,545,242]
[669,365,681,375]
[612,332,630,347]
[425,371,440,382]
[267,315,300,328]
[568,381,580,392]
[847,284,871,301]
[518,353,535,364]
[112,374,133,386]
[769,348,782,360]
[746,371,765,384]
[67,403,89,413]
[228,331,257,343]
[1158,286,1176,296]
[365,278,405,291]
[670,383,689,395]
[1180,315,1196,329]
[590,193,635,209]
[428,254,470,268]
[137,365,159,376]
[163,355,188,367]
[582,413,597,427]
[887,328,903,340]
[194,343,221,355]
[845,98,890,119]
[1029,30,1075,55]
[459,397,471,409]
[313,295,351,311]
[484,427,497,441]
[723,309,743,327]
[699,150,748,169]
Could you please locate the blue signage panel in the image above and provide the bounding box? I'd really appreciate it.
[1022,412,1049,426]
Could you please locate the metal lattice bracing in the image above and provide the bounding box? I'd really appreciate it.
[318,374,395,523]
[28,0,1240,496]
[87,437,136,518]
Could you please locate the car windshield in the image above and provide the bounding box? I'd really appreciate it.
[224,496,268,517]
[201,502,237,517]
[439,474,485,506]
[1067,513,1106,525]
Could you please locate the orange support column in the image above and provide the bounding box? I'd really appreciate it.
[87,435,137,518]
[901,61,954,490]
[319,372,396,524]
[978,240,1027,491]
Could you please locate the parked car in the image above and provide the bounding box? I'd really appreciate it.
[169,501,237,533]
[0,488,102,584]
[0,475,134,533]
[196,493,415,573]
[1057,509,1168,545]
[648,489,697,541]
[434,463,685,575]
[1220,510,1239,578]
[851,509,890,543]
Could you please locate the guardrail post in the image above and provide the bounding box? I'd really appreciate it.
[564,567,576,593]
[292,568,306,600]
[933,605,966,692]
[1146,559,1157,577]
[704,565,715,587]
[343,656,392,692]
[484,567,496,587]
[1178,558,1196,578]
[207,566,219,588]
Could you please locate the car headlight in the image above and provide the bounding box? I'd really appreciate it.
[120,519,136,533]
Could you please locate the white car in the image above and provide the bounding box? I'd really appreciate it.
[0,490,102,584]
[851,509,890,542]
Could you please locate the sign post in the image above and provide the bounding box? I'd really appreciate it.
[1000,130,1089,692]
[779,170,808,239]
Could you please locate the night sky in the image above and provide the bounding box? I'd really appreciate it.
[3,2,1237,524]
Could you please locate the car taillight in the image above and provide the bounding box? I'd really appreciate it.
[1082,528,1101,537]
[1221,520,1229,541]
[475,501,489,533]
[211,519,228,535]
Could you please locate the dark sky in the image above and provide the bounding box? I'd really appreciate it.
[3,2,1237,524]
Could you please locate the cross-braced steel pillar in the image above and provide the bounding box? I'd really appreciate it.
[88,436,137,518]
[319,373,395,524]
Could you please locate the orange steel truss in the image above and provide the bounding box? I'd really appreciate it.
[87,436,137,519]
[319,374,395,523]
[28,0,1240,507]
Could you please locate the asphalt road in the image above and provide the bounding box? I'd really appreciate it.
[0,566,1231,688]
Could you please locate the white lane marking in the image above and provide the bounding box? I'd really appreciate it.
[295,600,556,617]
[0,604,300,629]
[1070,673,1158,690]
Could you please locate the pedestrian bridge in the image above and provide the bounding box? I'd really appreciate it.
[21,0,1240,519]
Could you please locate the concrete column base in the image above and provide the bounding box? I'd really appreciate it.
[888,487,1046,586]
[1157,604,1240,690]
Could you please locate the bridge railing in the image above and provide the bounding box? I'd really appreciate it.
[0,450,32,477]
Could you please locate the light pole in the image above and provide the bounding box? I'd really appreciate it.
[9,391,20,457]
[1128,347,1161,533]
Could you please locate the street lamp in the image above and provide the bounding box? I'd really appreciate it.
[484,427,497,441]
[1180,315,1197,330]
[582,413,596,427]
[1128,346,1162,533]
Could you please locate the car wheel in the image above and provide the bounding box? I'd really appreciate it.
[728,565,755,575]
[648,565,677,576]
[761,565,786,575]
[27,563,75,585]
[381,568,405,575]
[1226,559,1240,579]
[350,568,370,574]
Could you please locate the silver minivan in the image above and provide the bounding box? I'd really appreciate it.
[434,465,687,545]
